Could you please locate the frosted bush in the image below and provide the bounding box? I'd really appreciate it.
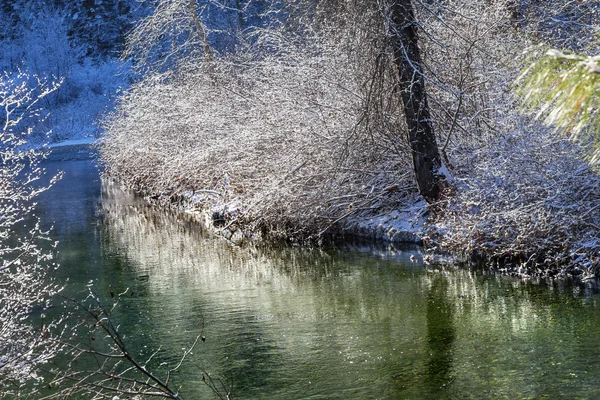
[45,59,130,141]
[0,3,131,144]
[20,7,83,85]
[433,126,600,276]
[102,23,417,241]
[102,0,600,274]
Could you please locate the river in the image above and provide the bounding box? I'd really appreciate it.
[32,158,600,399]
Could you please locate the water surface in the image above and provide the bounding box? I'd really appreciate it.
[35,159,600,399]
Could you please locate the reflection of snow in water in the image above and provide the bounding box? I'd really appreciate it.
[99,178,435,397]
[100,178,427,312]
[36,159,101,237]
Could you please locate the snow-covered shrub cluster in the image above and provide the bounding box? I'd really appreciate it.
[99,1,498,239]
[433,128,600,276]
[101,0,523,241]
[0,72,63,390]
[515,0,600,52]
[101,24,418,242]
[41,59,130,142]
[417,1,600,274]
[101,0,600,274]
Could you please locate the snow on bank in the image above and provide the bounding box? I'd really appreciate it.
[176,186,428,246]
[46,137,96,148]
[342,201,428,244]
[43,137,98,161]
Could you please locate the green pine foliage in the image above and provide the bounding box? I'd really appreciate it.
[515,49,600,166]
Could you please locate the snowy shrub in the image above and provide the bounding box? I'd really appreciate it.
[0,2,132,144]
[409,2,600,274]
[20,7,82,84]
[19,7,130,142]
[101,26,417,241]
[433,127,600,276]
[123,0,278,74]
[102,0,600,273]
[44,59,130,142]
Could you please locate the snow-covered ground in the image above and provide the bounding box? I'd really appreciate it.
[343,203,428,244]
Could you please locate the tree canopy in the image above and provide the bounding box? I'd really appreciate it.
[515,50,600,166]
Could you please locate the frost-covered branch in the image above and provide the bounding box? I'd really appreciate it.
[40,285,229,400]
[0,71,63,394]
[123,0,218,72]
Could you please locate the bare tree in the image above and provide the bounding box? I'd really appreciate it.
[0,71,63,394]
[386,0,449,203]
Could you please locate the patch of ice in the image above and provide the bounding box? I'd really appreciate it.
[47,137,96,148]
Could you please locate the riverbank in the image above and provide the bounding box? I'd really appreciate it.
[40,140,430,248]
[93,2,599,278]
[101,168,429,247]
[44,138,600,281]
[99,126,600,280]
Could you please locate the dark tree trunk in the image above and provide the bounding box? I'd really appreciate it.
[389,0,448,203]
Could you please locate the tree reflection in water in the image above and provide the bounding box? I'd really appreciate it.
[425,273,455,394]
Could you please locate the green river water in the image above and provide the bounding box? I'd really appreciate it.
[31,159,600,399]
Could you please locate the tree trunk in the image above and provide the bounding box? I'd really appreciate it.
[389,0,448,203]
[190,0,213,62]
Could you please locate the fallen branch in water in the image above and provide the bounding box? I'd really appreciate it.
[40,284,231,400]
